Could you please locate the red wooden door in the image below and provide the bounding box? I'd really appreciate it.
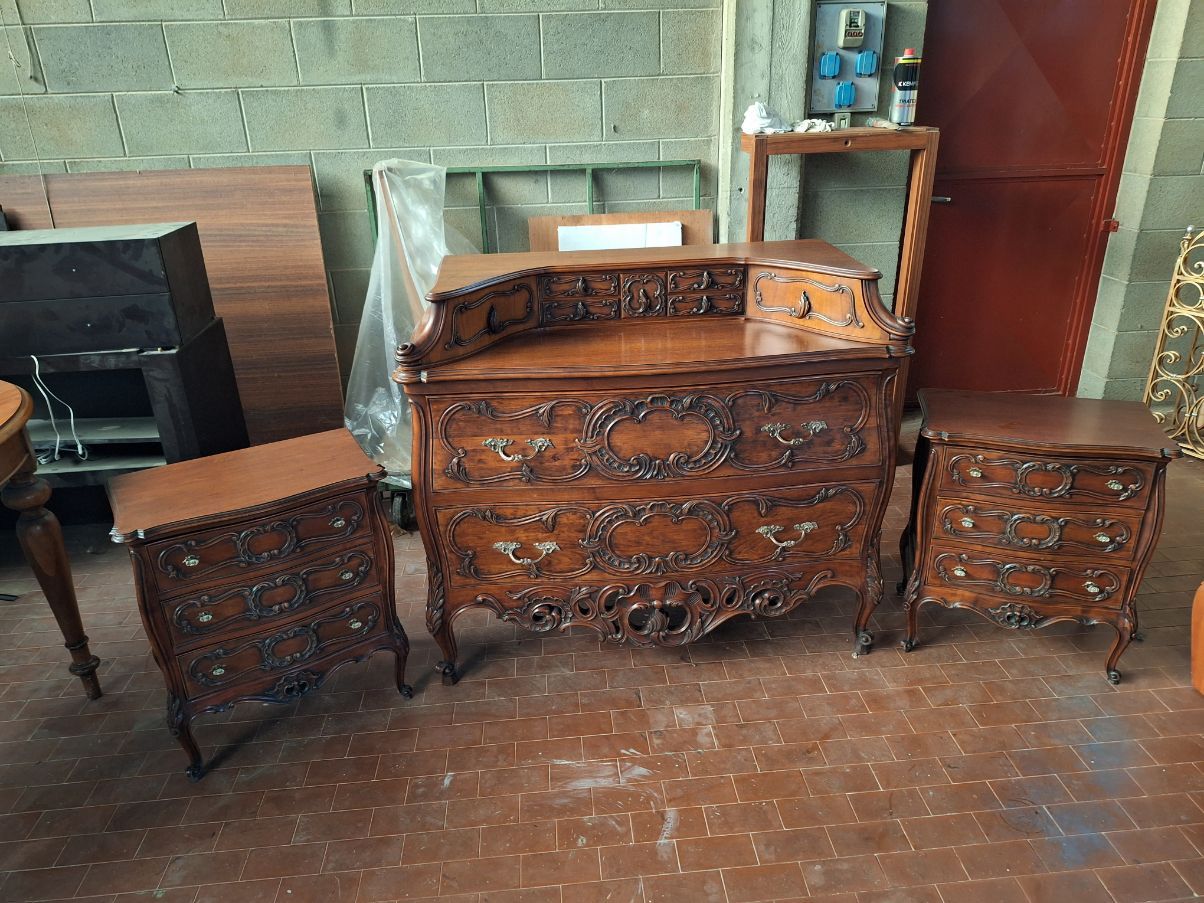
[909,0,1156,396]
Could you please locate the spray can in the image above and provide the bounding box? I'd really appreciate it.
[889,48,921,126]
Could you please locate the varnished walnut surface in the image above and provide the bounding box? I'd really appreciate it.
[0,381,31,446]
[919,389,1181,460]
[430,240,879,299]
[424,317,897,381]
[109,429,381,542]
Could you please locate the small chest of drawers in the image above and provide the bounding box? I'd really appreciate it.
[900,390,1180,684]
[108,429,412,780]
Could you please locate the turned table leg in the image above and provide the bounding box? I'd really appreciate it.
[2,470,102,700]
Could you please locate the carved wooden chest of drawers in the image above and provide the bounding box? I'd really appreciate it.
[108,429,412,779]
[394,241,915,683]
[900,389,1180,684]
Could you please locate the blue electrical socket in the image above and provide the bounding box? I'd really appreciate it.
[855,49,878,77]
[818,51,841,79]
[834,81,856,109]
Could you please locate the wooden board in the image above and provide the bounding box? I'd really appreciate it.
[527,209,714,252]
[0,167,343,445]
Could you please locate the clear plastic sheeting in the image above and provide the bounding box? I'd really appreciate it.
[344,160,476,485]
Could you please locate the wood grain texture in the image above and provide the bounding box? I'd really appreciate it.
[527,209,715,252]
[0,175,53,230]
[0,167,343,444]
[1,380,102,699]
[1193,581,1204,697]
[109,429,379,541]
[397,242,908,684]
[900,389,1180,685]
[108,431,410,779]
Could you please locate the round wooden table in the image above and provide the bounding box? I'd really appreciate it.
[1,381,102,699]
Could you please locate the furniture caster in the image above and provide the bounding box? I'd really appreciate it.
[436,661,460,686]
[901,638,916,652]
[1132,631,1144,642]
[896,580,906,594]
[1106,669,1122,686]
[853,630,873,657]
[185,763,205,783]
[400,684,414,699]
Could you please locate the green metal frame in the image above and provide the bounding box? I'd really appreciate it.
[364,158,703,253]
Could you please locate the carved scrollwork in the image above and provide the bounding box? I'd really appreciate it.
[475,569,835,647]
[667,293,744,316]
[578,393,740,480]
[948,454,1146,502]
[581,500,735,576]
[752,271,863,327]
[667,268,745,292]
[188,601,379,688]
[541,298,619,324]
[541,273,619,298]
[938,504,1132,553]
[727,380,869,469]
[935,552,1122,603]
[621,273,666,317]
[156,501,363,580]
[171,551,374,635]
[439,399,592,485]
[445,283,534,350]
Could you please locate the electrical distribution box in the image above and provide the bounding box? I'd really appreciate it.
[810,1,887,115]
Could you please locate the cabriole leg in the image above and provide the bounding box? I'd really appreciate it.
[853,552,882,657]
[425,562,459,685]
[166,695,204,781]
[1105,611,1137,686]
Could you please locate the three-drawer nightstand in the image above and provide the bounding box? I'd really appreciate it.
[900,390,1180,684]
[108,429,412,779]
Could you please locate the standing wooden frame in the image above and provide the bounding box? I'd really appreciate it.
[741,126,939,326]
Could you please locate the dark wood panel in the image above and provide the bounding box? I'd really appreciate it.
[0,167,343,444]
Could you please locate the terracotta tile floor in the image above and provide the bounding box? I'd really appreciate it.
[1,456,1202,903]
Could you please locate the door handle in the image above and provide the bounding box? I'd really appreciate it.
[931,196,952,204]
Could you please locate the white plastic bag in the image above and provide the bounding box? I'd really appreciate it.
[343,160,476,484]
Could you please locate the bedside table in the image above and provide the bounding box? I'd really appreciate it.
[900,390,1180,684]
[108,429,412,780]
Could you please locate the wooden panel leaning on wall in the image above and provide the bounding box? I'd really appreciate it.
[0,167,344,445]
[394,240,915,684]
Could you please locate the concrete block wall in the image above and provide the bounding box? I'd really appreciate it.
[1078,0,1204,401]
[0,0,722,356]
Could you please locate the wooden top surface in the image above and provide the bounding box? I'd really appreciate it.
[0,381,32,449]
[739,126,939,155]
[423,317,897,382]
[108,429,382,541]
[430,239,878,298]
[919,389,1180,459]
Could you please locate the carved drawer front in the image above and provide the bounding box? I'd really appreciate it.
[935,500,1141,560]
[750,267,866,334]
[666,267,745,317]
[438,481,877,586]
[925,545,1130,610]
[940,450,1153,510]
[165,545,379,650]
[432,376,880,490]
[148,494,369,595]
[539,273,620,325]
[178,596,383,698]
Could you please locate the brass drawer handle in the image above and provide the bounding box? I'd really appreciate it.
[197,612,213,624]
[959,517,975,528]
[348,619,363,630]
[211,666,226,677]
[967,467,983,478]
[493,540,560,566]
[339,570,355,581]
[1106,479,1124,491]
[183,555,200,568]
[760,420,828,447]
[330,517,346,528]
[1095,532,1111,543]
[952,566,967,577]
[756,521,818,549]
[483,437,554,462]
[1083,580,1101,594]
